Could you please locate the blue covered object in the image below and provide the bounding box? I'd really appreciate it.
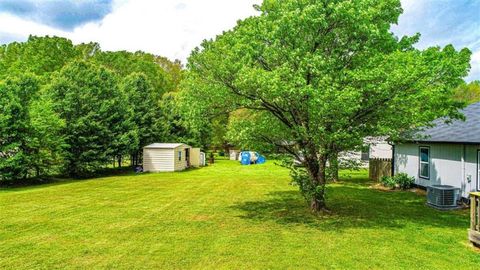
[240,151,266,165]
[256,155,266,164]
[241,152,251,165]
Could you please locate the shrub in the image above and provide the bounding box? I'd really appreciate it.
[394,173,415,190]
[380,176,396,189]
[380,174,415,190]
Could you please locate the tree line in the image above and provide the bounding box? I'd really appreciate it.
[0,36,205,181]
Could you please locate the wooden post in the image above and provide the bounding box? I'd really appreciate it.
[471,193,477,230]
[477,196,480,231]
[369,158,392,181]
[470,192,480,247]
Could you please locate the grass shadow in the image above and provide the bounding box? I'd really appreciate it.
[231,182,469,232]
[0,167,140,192]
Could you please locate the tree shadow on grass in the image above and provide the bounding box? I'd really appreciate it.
[230,183,469,232]
[0,169,141,193]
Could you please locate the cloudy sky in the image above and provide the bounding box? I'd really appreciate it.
[0,0,478,81]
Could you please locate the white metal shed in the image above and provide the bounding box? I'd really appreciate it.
[143,143,192,172]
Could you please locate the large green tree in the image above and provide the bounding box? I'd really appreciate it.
[0,75,63,181]
[120,73,161,165]
[28,92,65,177]
[184,0,471,211]
[161,92,211,148]
[49,61,127,177]
[0,76,37,181]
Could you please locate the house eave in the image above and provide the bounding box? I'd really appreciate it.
[394,140,480,145]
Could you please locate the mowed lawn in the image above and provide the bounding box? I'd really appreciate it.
[1,160,479,269]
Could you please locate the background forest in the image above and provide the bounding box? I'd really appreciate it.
[0,36,210,181]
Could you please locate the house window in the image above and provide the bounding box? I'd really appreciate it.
[419,147,430,179]
[178,151,182,161]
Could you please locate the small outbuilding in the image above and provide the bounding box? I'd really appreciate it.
[189,148,206,167]
[229,149,241,161]
[143,143,192,172]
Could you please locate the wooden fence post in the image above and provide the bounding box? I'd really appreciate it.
[369,158,392,181]
[469,193,480,247]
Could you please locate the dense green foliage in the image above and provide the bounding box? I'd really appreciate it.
[49,61,128,177]
[0,36,79,78]
[183,0,471,210]
[1,161,479,269]
[92,51,172,97]
[120,73,157,165]
[0,36,197,180]
[0,74,64,181]
[0,76,38,180]
[454,80,480,104]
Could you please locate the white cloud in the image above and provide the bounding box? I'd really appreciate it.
[0,0,478,81]
[0,12,68,38]
[470,51,480,83]
[0,0,261,63]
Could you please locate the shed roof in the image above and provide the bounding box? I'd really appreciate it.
[410,102,480,144]
[144,143,190,149]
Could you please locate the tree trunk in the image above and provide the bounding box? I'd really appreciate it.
[223,142,230,157]
[311,154,327,211]
[329,152,339,182]
[118,156,122,168]
[304,150,328,212]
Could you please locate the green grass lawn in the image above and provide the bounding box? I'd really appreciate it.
[1,160,479,269]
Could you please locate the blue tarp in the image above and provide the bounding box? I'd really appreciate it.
[241,152,251,165]
[256,155,266,164]
[240,151,266,165]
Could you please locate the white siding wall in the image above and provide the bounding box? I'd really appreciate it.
[370,143,393,159]
[394,143,419,183]
[465,146,480,195]
[190,148,201,167]
[395,143,480,198]
[143,148,175,172]
[173,145,190,171]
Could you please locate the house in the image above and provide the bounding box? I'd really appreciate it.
[340,138,393,167]
[393,102,480,199]
[143,143,203,172]
[365,137,393,159]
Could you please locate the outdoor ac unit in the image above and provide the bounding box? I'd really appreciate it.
[426,185,460,209]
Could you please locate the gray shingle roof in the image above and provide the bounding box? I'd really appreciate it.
[412,102,480,144]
